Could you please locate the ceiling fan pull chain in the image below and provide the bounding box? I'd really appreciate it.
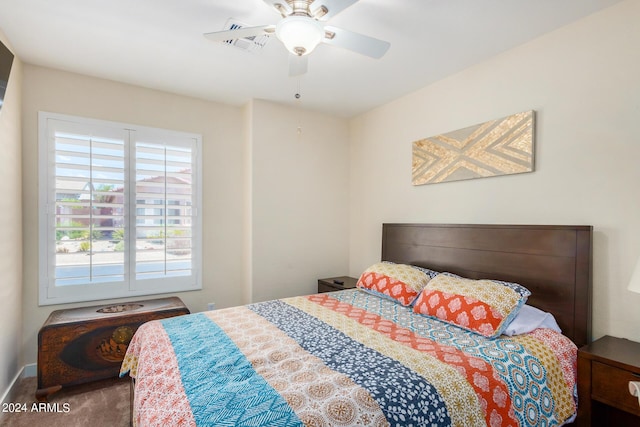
[295,78,303,139]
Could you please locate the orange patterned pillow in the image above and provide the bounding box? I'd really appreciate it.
[412,274,530,338]
[356,262,433,306]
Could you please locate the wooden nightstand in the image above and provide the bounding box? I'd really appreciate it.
[577,335,640,426]
[317,276,358,293]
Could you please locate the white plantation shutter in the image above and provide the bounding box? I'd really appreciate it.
[39,112,202,305]
[131,131,198,290]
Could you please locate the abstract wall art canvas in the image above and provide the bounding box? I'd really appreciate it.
[412,110,535,185]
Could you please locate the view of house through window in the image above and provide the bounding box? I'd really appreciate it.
[39,112,202,305]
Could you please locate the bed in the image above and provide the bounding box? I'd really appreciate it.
[120,223,593,426]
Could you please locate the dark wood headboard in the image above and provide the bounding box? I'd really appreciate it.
[381,224,593,347]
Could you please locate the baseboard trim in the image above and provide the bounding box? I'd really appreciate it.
[1,364,36,405]
[23,363,36,378]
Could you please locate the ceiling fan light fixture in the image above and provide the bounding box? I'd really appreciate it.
[276,16,323,56]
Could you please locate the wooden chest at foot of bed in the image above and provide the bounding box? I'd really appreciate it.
[36,296,190,402]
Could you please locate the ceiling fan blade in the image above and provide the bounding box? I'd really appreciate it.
[322,25,390,59]
[289,54,308,77]
[310,0,359,20]
[204,25,275,42]
[262,0,292,17]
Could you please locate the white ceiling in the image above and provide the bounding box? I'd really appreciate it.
[0,0,622,118]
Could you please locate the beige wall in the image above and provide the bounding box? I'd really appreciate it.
[249,99,350,302]
[349,0,640,343]
[21,65,247,364]
[0,31,23,398]
[11,0,640,374]
[20,68,350,366]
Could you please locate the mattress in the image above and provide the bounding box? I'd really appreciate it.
[120,289,577,426]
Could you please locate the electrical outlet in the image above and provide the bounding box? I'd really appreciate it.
[207,302,216,311]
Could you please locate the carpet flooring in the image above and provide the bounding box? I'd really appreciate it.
[1,376,130,427]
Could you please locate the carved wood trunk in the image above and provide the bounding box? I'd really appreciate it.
[36,297,190,401]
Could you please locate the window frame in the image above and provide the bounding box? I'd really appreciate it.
[38,111,203,306]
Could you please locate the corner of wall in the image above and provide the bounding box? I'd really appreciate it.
[241,101,254,304]
[0,29,24,406]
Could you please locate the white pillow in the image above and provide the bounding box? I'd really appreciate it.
[502,304,561,336]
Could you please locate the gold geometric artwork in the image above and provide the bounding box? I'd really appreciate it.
[412,110,535,185]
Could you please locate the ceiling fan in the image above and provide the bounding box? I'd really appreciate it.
[204,0,390,76]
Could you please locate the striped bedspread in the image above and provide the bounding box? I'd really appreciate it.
[120,289,577,427]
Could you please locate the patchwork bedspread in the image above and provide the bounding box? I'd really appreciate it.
[120,289,578,427]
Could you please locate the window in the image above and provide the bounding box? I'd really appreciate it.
[38,112,202,305]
